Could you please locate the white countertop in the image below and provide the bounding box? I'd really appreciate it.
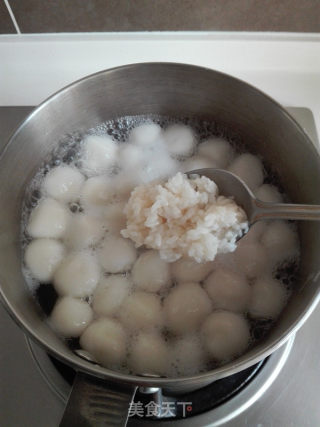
[1,32,320,135]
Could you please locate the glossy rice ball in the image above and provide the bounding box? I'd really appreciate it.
[261,220,299,267]
[120,291,163,330]
[249,277,287,319]
[129,332,169,375]
[27,198,70,239]
[163,282,212,334]
[171,335,207,376]
[102,202,127,234]
[53,251,100,297]
[198,138,234,169]
[50,297,93,337]
[92,275,132,316]
[64,214,104,250]
[24,238,65,283]
[42,165,85,203]
[113,172,136,199]
[139,149,178,183]
[201,311,250,361]
[98,235,137,273]
[255,184,283,203]
[204,268,251,312]
[163,124,196,159]
[211,252,237,273]
[129,123,162,147]
[171,257,214,283]
[80,318,127,367]
[81,135,118,175]
[228,153,264,190]
[234,241,269,278]
[81,176,115,208]
[120,139,177,186]
[119,144,145,170]
[132,250,171,292]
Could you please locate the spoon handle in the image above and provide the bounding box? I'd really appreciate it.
[253,200,320,222]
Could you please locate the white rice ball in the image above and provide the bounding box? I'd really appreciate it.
[120,291,163,330]
[211,252,237,273]
[53,251,100,297]
[24,238,65,283]
[201,311,250,361]
[81,176,115,208]
[119,144,177,187]
[80,318,127,367]
[255,184,283,203]
[171,335,207,376]
[163,124,196,159]
[234,241,269,278]
[198,138,234,168]
[129,123,162,147]
[132,250,171,292]
[171,257,214,283]
[42,165,85,203]
[180,156,213,173]
[204,268,251,312]
[102,202,127,234]
[228,153,264,190]
[50,297,93,337]
[27,198,70,239]
[261,220,299,266]
[129,332,169,375]
[92,275,131,316]
[163,282,212,334]
[64,214,104,250]
[81,135,118,175]
[113,172,136,199]
[141,152,178,183]
[249,277,288,319]
[98,235,137,273]
[119,144,145,170]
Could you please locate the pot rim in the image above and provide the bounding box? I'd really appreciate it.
[1,62,320,386]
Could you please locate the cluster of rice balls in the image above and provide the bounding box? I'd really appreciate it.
[23,120,300,377]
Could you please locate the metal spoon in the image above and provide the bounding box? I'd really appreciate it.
[189,168,320,224]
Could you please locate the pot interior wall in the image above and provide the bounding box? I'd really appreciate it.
[1,63,320,387]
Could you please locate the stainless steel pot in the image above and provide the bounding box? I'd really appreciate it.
[1,63,320,425]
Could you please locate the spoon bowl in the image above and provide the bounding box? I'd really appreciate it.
[188,168,320,225]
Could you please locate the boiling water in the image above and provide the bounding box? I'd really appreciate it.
[20,115,299,377]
